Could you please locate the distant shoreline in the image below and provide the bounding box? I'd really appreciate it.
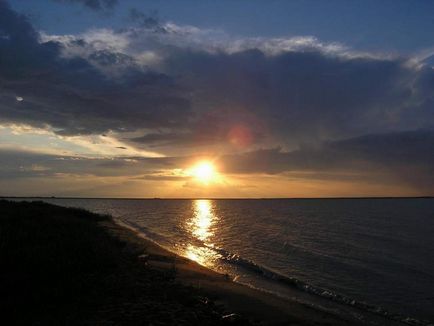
[2,196,433,200]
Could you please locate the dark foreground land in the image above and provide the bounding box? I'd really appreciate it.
[0,200,356,325]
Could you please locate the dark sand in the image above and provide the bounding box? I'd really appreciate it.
[1,200,359,325]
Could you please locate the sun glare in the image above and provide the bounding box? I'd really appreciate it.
[190,161,216,183]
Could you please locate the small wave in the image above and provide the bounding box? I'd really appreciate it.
[114,218,173,249]
[219,251,431,326]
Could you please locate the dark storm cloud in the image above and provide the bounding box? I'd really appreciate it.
[52,0,118,11]
[0,74,191,135]
[0,1,192,135]
[113,44,434,151]
[0,149,146,178]
[2,0,434,145]
[162,48,434,148]
[219,129,434,190]
[0,1,59,79]
[129,108,265,148]
[129,8,162,30]
[130,131,215,147]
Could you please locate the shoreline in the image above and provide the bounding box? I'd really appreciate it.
[107,217,360,325]
[110,217,432,326]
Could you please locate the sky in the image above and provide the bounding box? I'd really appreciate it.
[1,0,434,198]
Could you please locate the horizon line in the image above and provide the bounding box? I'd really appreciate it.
[1,196,433,200]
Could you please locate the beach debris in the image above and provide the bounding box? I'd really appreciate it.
[138,254,149,264]
[221,313,249,324]
[198,296,211,305]
[222,313,238,320]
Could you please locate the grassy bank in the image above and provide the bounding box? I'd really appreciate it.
[0,200,246,325]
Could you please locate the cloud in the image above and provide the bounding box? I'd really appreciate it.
[129,8,162,30]
[0,1,59,78]
[52,0,118,11]
[1,2,434,194]
[0,2,192,137]
[218,129,434,192]
[129,108,265,150]
[41,22,434,151]
[1,129,433,194]
[0,148,147,178]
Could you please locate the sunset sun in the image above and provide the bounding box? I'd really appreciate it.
[190,161,216,184]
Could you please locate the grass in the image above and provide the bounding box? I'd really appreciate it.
[0,200,247,325]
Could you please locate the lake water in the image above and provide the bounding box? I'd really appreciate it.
[22,198,434,325]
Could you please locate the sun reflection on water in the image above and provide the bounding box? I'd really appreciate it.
[185,199,220,267]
